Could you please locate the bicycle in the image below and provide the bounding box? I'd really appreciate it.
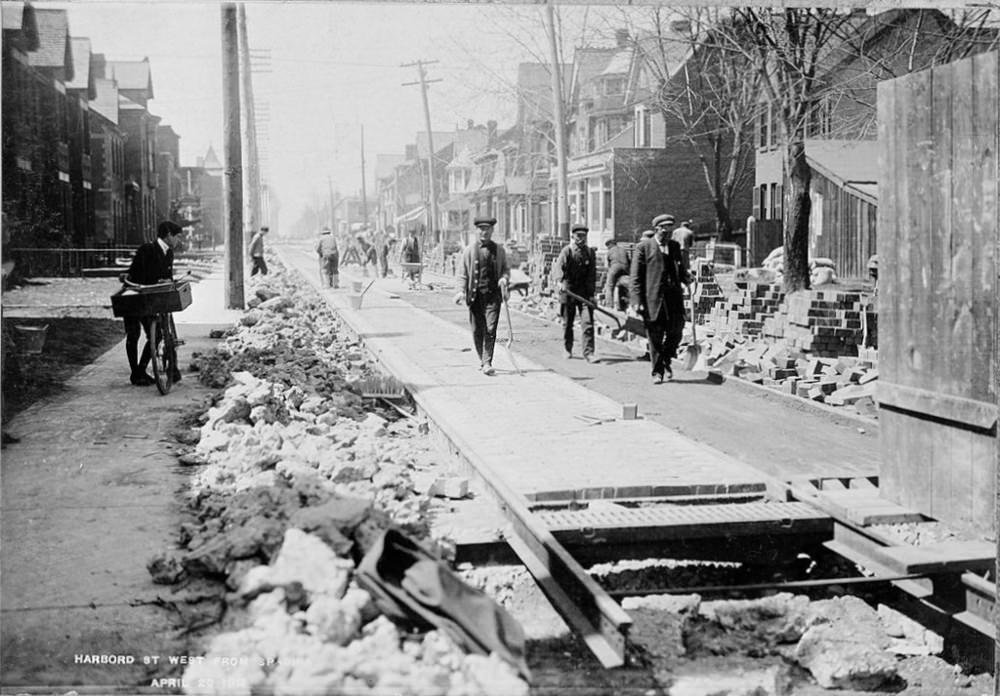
[110,276,192,395]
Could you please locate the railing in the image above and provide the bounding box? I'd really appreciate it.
[6,247,223,277]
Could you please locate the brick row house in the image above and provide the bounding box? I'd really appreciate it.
[2,2,202,268]
[373,27,754,263]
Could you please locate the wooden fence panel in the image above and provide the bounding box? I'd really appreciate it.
[877,51,999,535]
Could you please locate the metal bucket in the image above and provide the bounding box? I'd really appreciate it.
[351,280,364,293]
[13,324,48,355]
[348,294,364,310]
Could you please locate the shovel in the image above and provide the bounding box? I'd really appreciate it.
[563,288,646,337]
[681,283,703,371]
[503,299,523,376]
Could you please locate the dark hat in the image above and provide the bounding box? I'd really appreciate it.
[157,220,183,238]
[473,216,497,228]
[261,226,270,232]
[604,238,617,247]
[571,223,588,234]
[652,214,675,227]
[641,229,655,238]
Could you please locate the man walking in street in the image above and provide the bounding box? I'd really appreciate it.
[316,226,339,288]
[249,225,269,276]
[453,216,510,376]
[123,221,184,386]
[554,223,597,362]
[603,238,631,310]
[630,214,692,383]
[401,228,421,289]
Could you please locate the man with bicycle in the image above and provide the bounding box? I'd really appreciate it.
[123,221,183,386]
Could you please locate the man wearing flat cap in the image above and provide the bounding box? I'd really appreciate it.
[603,238,631,311]
[454,216,510,375]
[553,223,597,361]
[630,213,692,383]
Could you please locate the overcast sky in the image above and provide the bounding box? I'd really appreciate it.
[57,1,646,229]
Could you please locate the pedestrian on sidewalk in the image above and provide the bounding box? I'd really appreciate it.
[453,216,510,376]
[123,221,184,386]
[554,223,597,362]
[603,238,631,310]
[630,213,692,383]
[401,229,421,289]
[249,225,269,276]
[316,226,339,288]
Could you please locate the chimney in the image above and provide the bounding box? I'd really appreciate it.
[487,120,497,145]
[615,29,629,47]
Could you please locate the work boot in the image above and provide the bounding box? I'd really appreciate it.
[481,363,495,376]
[652,372,664,385]
[171,369,183,383]
[564,350,572,360]
[584,353,595,363]
[131,371,155,386]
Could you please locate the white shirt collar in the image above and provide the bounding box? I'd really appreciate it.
[157,237,170,254]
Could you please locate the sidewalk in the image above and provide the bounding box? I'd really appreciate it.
[280,247,772,503]
[0,270,240,691]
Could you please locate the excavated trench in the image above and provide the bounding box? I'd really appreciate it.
[151,256,992,696]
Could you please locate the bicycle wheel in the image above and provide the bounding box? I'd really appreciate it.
[149,313,174,395]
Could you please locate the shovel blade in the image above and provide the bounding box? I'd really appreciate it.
[681,344,702,372]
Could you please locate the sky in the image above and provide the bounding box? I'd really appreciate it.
[56,1,642,230]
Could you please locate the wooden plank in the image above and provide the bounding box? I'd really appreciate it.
[950,56,976,404]
[908,69,933,392]
[875,539,994,574]
[970,429,995,535]
[970,52,999,404]
[949,423,976,532]
[876,77,898,386]
[877,381,998,430]
[929,62,952,397]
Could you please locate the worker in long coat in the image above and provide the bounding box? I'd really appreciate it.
[629,214,692,383]
[453,216,510,376]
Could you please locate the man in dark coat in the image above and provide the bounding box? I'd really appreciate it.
[453,216,510,376]
[629,213,692,383]
[123,221,183,385]
[554,223,597,361]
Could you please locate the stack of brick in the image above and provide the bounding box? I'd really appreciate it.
[703,336,880,418]
[762,290,873,358]
[703,280,785,338]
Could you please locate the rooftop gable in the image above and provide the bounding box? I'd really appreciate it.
[28,8,73,80]
[2,2,39,51]
[106,58,153,99]
[90,77,119,124]
[66,37,94,96]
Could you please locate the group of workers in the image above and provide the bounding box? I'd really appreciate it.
[315,227,423,289]
[552,214,694,383]
[451,213,695,384]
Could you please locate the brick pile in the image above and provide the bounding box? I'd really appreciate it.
[762,290,872,358]
[703,279,785,337]
[701,336,879,417]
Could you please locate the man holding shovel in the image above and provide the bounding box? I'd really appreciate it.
[454,216,510,376]
[554,223,597,362]
[630,214,692,383]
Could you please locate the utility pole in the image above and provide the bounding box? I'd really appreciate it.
[221,3,244,308]
[237,4,259,238]
[545,0,570,241]
[328,175,336,231]
[360,124,368,227]
[402,60,442,245]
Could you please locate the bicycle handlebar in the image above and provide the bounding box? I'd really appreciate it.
[120,270,193,289]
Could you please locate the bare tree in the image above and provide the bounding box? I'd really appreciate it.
[629,7,760,240]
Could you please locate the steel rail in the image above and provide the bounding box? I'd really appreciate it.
[607,573,928,599]
[436,423,634,668]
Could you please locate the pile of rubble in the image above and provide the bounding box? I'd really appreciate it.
[151,260,528,695]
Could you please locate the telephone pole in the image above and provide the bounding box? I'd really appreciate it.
[237,4,259,238]
[545,0,570,241]
[221,3,244,308]
[402,60,442,245]
[360,124,368,226]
